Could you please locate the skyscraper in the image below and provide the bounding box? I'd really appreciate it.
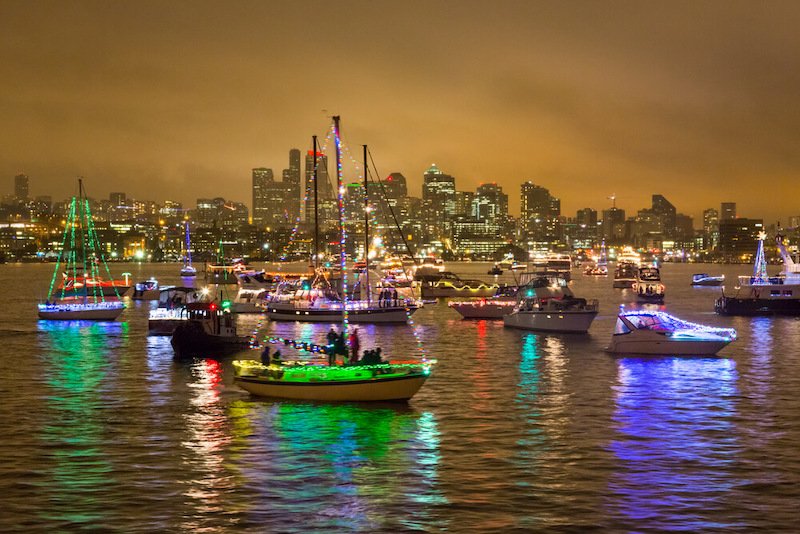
[283,148,302,223]
[14,173,28,200]
[721,202,737,221]
[422,164,456,215]
[652,194,676,238]
[252,167,274,227]
[520,182,559,242]
[304,150,333,226]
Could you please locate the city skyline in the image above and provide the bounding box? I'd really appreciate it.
[2,2,799,223]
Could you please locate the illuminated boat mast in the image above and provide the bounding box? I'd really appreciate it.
[753,231,769,284]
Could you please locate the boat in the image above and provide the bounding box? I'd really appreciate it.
[37,179,126,321]
[148,286,210,335]
[632,265,665,303]
[170,301,251,357]
[613,247,641,288]
[584,240,609,276]
[691,273,724,286]
[503,275,599,332]
[412,257,446,279]
[418,271,500,298]
[230,270,284,313]
[607,308,736,355]
[265,131,420,324]
[131,277,160,300]
[180,221,197,277]
[530,252,571,280]
[233,356,432,402]
[487,264,504,276]
[715,233,800,316]
[205,257,252,284]
[232,117,433,402]
[448,285,519,319]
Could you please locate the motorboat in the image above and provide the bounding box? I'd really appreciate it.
[691,273,724,286]
[148,286,210,335]
[37,179,126,321]
[412,257,446,279]
[715,233,800,315]
[448,285,519,319]
[613,247,641,288]
[530,252,572,281]
[607,309,736,355]
[131,277,161,300]
[503,275,599,333]
[632,266,665,303]
[418,271,500,298]
[170,301,251,357]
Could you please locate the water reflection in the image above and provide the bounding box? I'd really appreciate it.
[180,358,237,532]
[235,401,444,532]
[607,356,744,530]
[37,321,127,526]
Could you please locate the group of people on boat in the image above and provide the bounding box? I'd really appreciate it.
[377,287,401,307]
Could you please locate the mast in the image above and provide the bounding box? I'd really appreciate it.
[78,177,88,303]
[333,116,348,340]
[184,220,192,267]
[312,135,319,271]
[363,144,370,304]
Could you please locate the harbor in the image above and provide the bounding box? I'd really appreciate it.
[4,260,800,531]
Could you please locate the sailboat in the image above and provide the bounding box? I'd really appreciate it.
[265,122,420,324]
[233,117,433,401]
[38,179,126,321]
[180,220,197,277]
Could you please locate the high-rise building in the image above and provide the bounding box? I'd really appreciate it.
[283,148,302,223]
[14,174,28,200]
[422,164,456,215]
[703,208,720,250]
[252,167,274,227]
[652,194,677,238]
[721,202,737,221]
[719,218,763,258]
[304,151,333,226]
[602,207,626,242]
[474,183,508,223]
[520,182,559,243]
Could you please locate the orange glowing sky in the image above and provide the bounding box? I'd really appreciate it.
[2,1,799,224]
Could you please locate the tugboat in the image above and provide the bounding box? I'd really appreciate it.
[715,233,800,316]
[170,301,250,357]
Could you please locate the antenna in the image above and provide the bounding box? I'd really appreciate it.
[607,194,617,209]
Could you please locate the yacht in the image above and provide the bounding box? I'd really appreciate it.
[613,247,641,288]
[691,273,724,286]
[418,271,499,298]
[448,285,519,319]
[503,275,599,333]
[715,233,800,315]
[608,309,736,355]
[531,252,572,281]
[632,266,665,303]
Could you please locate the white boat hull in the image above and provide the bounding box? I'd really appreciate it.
[608,331,731,355]
[38,303,125,321]
[267,303,415,323]
[234,373,428,401]
[503,310,597,333]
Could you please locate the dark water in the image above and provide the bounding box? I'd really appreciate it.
[2,262,799,532]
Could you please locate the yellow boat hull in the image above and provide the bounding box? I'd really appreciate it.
[234,373,428,402]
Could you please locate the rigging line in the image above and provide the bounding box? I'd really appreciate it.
[366,149,419,266]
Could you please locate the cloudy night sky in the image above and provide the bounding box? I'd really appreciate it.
[1,1,799,223]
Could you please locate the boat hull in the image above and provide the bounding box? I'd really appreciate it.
[171,324,250,356]
[421,286,498,298]
[38,303,125,321]
[266,304,415,323]
[608,334,731,355]
[234,373,428,402]
[449,301,514,319]
[613,279,635,289]
[503,310,597,333]
[715,295,800,316]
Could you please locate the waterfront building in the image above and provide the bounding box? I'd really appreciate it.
[652,194,677,239]
[703,208,720,251]
[719,217,763,260]
[252,167,274,227]
[520,181,560,248]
